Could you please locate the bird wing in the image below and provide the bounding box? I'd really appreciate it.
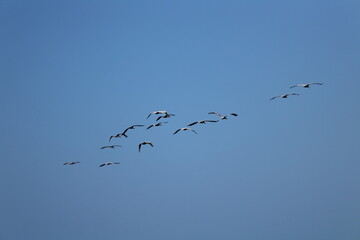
[191,129,198,134]
[204,120,219,123]
[290,84,302,89]
[113,162,120,164]
[309,83,323,86]
[109,136,113,142]
[147,113,153,119]
[209,112,222,117]
[229,113,238,117]
[270,96,280,100]
[146,125,154,130]
[156,116,163,121]
[138,144,142,152]
[173,129,181,135]
[188,122,198,126]
[289,93,300,96]
[149,142,154,147]
[99,164,105,167]
[131,125,144,128]
[63,162,69,165]
[100,146,107,149]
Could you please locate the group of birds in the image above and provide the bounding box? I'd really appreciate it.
[63,82,323,167]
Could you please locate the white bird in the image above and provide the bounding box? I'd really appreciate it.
[100,145,122,149]
[147,111,168,119]
[208,112,238,120]
[156,113,175,121]
[146,122,168,130]
[99,162,120,167]
[138,141,154,152]
[173,128,198,135]
[63,161,80,165]
[270,93,300,100]
[187,120,219,126]
[290,83,323,89]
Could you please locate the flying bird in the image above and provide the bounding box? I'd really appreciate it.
[100,145,122,149]
[146,122,168,130]
[173,128,198,135]
[120,125,145,138]
[138,141,154,152]
[99,162,120,167]
[109,133,123,142]
[270,93,300,100]
[147,111,168,119]
[290,83,323,89]
[208,112,238,120]
[63,161,80,165]
[187,120,219,126]
[156,113,175,121]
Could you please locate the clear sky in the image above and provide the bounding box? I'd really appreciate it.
[1,1,360,239]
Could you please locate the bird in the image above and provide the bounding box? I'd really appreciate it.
[187,120,219,126]
[208,112,238,120]
[156,113,175,121]
[99,162,120,167]
[100,145,122,149]
[290,83,323,89]
[270,93,300,100]
[120,125,145,138]
[63,161,80,165]
[173,127,198,135]
[138,141,154,152]
[147,111,168,119]
[109,133,123,142]
[146,122,168,130]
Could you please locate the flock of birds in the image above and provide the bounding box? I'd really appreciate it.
[63,82,323,167]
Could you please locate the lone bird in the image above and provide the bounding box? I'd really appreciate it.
[156,113,175,121]
[290,83,323,89]
[270,93,300,100]
[63,161,80,165]
[138,141,154,152]
[146,122,168,130]
[147,111,168,119]
[188,120,219,126]
[173,128,198,135]
[99,162,120,167]
[100,145,122,149]
[208,112,238,120]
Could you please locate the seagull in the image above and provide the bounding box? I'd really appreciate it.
[109,133,122,142]
[120,125,145,138]
[100,145,122,149]
[146,122,168,130]
[147,111,168,119]
[208,112,238,120]
[63,161,80,165]
[187,120,219,126]
[99,162,120,167]
[173,128,198,135]
[290,83,323,89]
[156,113,175,121]
[138,141,154,152]
[270,93,300,100]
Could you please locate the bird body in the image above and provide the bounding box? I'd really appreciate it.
[138,141,154,152]
[208,112,238,120]
[100,145,122,149]
[270,93,300,100]
[99,162,120,167]
[290,83,323,89]
[64,161,80,165]
[188,120,219,126]
[173,128,198,135]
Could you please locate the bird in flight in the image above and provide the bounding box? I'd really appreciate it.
[187,120,219,126]
[156,113,175,121]
[173,127,198,135]
[100,145,122,149]
[147,111,168,119]
[270,93,300,100]
[146,122,168,130]
[138,141,154,152]
[121,125,144,137]
[63,161,80,165]
[99,162,120,167]
[208,112,238,120]
[109,133,123,142]
[290,83,323,89]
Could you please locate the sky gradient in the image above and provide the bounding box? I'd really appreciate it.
[1,1,360,239]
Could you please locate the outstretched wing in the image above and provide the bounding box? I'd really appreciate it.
[209,112,222,117]
[99,163,106,167]
[309,83,323,86]
[148,142,154,147]
[138,144,142,152]
[290,84,302,89]
[191,129,198,134]
[146,125,154,130]
[188,122,198,126]
[229,113,238,117]
[270,96,280,100]
[147,113,153,119]
[173,129,181,135]
[204,120,219,123]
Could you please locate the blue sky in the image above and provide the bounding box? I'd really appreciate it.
[1,0,360,239]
